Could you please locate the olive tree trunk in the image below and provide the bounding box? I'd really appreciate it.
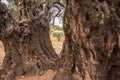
[53,0,120,80]
[0,1,57,80]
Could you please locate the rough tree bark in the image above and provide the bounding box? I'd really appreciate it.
[0,0,57,80]
[53,0,120,80]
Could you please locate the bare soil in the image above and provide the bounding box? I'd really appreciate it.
[17,70,56,80]
[0,41,4,69]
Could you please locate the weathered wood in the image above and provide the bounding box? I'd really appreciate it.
[0,1,57,80]
[53,0,120,80]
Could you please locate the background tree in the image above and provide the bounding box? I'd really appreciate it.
[53,0,120,80]
[52,30,64,41]
[51,26,64,41]
[7,0,19,21]
[0,0,64,79]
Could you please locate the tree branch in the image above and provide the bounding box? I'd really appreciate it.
[53,2,65,8]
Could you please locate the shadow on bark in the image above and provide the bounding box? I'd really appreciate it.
[0,1,58,80]
[53,0,120,80]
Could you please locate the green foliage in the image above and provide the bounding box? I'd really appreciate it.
[56,26,63,30]
[99,13,105,25]
[6,0,19,21]
[7,0,14,4]
[50,25,64,41]
[8,7,19,21]
[50,25,63,33]
[50,25,54,33]
[25,0,30,2]
[52,30,64,41]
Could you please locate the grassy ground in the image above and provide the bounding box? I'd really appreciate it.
[0,36,64,80]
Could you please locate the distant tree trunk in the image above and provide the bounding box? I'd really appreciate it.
[53,0,120,80]
[0,0,57,80]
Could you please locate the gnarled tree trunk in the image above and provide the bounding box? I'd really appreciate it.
[53,0,120,80]
[0,1,57,80]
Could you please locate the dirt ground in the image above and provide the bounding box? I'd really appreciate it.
[0,41,5,69]
[17,70,56,80]
[0,36,64,80]
[50,36,64,54]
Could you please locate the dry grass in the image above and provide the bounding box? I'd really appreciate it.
[0,36,64,80]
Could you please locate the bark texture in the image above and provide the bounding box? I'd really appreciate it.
[0,1,57,80]
[53,0,120,80]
